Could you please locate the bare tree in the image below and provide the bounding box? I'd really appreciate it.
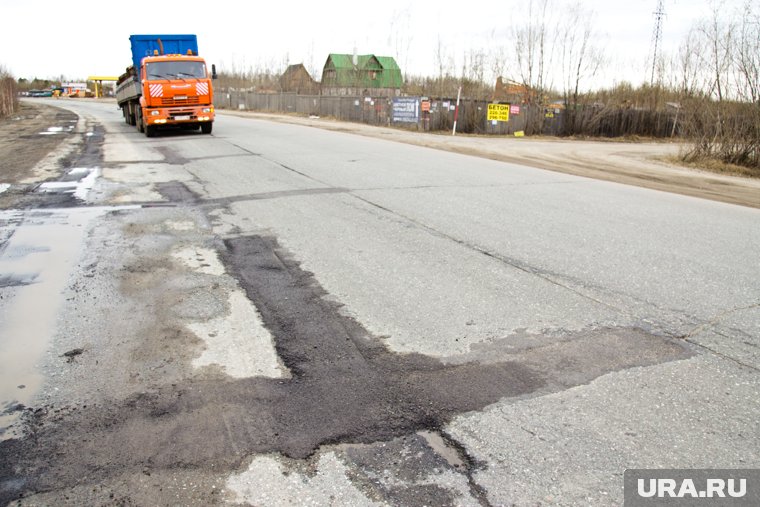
[512,0,554,133]
[513,0,553,92]
[558,2,605,134]
[434,34,456,97]
[735,1,759,102]
[461,49,486,87]
[677,1,760,172]
[700,1,736,101]
[388,6,414,80]
[671,27,708,98]
[487,30,509,87]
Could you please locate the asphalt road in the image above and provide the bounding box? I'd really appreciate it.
[0,99,758,506]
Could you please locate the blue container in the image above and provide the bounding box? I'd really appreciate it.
[129,34,199,70]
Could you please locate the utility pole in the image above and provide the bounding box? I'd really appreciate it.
[649,0,666,85]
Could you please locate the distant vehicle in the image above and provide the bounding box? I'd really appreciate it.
[28,89,53,97]
[115,34,216,137]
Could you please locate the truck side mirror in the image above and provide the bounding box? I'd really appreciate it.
[211,64,218,80]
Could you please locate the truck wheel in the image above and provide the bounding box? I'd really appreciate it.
[136,110,144,133]
[128,104,138,126]
[201,122,213,134]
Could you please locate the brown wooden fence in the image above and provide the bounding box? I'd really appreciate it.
[214,91,535,135]
[214,90,681,138]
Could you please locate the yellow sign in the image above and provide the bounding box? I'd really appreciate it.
[487,103,510,122]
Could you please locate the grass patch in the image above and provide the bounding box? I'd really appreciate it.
[669,154,760,179]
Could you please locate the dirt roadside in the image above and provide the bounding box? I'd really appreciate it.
[0,101,79,184]
[224,110,760,210]
[0,100,758,209]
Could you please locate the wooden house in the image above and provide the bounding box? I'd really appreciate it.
[321,54,402,97]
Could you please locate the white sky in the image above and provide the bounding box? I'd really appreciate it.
[0,0,749,88]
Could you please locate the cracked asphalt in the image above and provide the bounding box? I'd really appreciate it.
[0,99,758,506]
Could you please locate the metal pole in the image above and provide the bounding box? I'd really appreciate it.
[452,86,462,136]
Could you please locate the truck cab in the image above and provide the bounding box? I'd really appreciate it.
[139,53,215,135]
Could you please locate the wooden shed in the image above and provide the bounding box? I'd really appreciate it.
[280,64,319,94]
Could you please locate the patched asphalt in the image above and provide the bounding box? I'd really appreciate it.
[0,228,691,504]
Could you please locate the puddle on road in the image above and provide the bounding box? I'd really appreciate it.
[0,207,111,438]
[38,168,100,201]
[38,126,74,136]
[0,164,137,438]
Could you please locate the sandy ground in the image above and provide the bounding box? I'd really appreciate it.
[222,110,760,210]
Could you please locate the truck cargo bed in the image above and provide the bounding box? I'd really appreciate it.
[129,34,199,70]
[115,78,141,105]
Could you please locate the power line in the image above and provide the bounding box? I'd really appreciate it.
[650,0,666,85]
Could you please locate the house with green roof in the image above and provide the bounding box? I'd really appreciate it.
[321,54,402,97]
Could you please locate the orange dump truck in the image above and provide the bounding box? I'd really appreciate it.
[116,34,216,137]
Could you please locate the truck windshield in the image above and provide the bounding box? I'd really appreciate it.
[146,61,206,80]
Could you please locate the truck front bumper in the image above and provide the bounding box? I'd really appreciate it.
[145,106,215,125]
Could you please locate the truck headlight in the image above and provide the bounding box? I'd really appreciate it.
[202,107,213,113]
[151,110,160,116]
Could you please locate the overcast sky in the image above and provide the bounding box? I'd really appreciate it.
[0,0,749,88]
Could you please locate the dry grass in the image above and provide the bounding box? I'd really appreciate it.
[668,154,760,179]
